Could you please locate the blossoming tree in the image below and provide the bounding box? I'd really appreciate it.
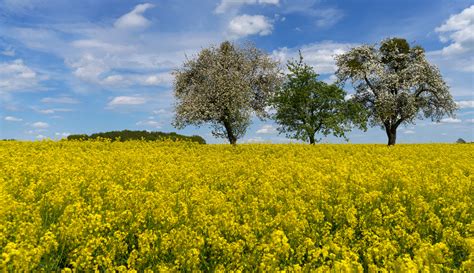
[335,38,457,145]
[173,41,282,144]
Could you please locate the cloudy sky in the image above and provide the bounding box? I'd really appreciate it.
[1,0,473,143]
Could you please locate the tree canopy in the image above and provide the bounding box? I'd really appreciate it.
[173,41,282,144]
[335,38,457,145]
[272,52,367,144]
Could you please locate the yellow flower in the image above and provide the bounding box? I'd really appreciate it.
[0,141,472,271]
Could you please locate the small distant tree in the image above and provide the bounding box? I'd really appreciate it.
[272,52,367,144]
[336,38,458,145]
[173,41,282,144]
[456,138,466,144]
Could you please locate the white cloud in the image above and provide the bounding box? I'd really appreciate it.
[256,124,276,134]
[136,120,161,128]
[144,73,173,86]
[344,93,354,101]
[228,15,273,38]
[245,136,264,143]
[3,12,221,90]
[403,130,415,134]
[432,5,474,72]
[102,75,127,86]
[465,118,474,123]
[1,47,15,57]
[458,111,474,117]
[436,5,474,33]
[55,132,70,138]
[457,100,474,109]
[0,59,39,92]
[4,116,22,122]
[313,8,344,28]
[151,109,173,118]
[280,2,343,28]
[2,0,39,11]
[36,134,46,139]
[325,75,338,84]
[272,41,357,74]
[31,121,49,129]
[108,96,147,106]
[101,73,173,87]
[440,117,462,124]
[71,39,132,53]
[215,0,279,14]
[41,96,79,104]
[114,3,155,29]
[37,108,73,114]
[68,53,108,84]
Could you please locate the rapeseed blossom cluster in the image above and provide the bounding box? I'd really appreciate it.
[0,141,472,271]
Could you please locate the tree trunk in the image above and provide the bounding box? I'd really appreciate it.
[309,133,315,145]
[223,119,237,145]
[385,125,397,146]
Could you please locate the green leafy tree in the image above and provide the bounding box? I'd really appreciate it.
[272,52,367,144]
[173,41,282,144]
[336,38,458,145]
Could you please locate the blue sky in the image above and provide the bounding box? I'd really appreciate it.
[1,0,473,143]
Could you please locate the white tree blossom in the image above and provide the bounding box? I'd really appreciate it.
[336,38,458,145]
[173,41,282,144]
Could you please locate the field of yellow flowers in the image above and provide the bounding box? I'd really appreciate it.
[0,140,472,271]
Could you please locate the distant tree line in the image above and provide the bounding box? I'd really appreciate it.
[67,130,206,144]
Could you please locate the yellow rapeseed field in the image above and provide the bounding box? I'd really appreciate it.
[0,140,472,272]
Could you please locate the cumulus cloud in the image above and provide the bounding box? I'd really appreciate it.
[215,0,279,14]
[344,93,354,101]
[102,75,127,86]
[71,39,132,53]
[41,96,79,104]
[272,41,357,74]
[143,73,173,86]
[68,53,108,84]
[108,96,147,106]
[313,8,344,28]
[36,108,73,114]
[114,3,155,29]
[280,1,344,28]
[0,59,39,92]
[66,57,174,88]
[228,15,273,38]
[1,47,15,56]
[432,5,474,72]
[245,136,264,143]
[4,116,22,122]
[457,100,474,109]
[2,5,220,90]
[256,124,276,134]
[439,117,462,124]
[31,121,49,129]
[403,130,415,134]
[136,120,161,128]
[55,132,71,138]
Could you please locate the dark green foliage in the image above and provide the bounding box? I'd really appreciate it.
[67,130,206,144]
[66,134,89,141]
[272,52,367,144]
[456,138,466,144]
